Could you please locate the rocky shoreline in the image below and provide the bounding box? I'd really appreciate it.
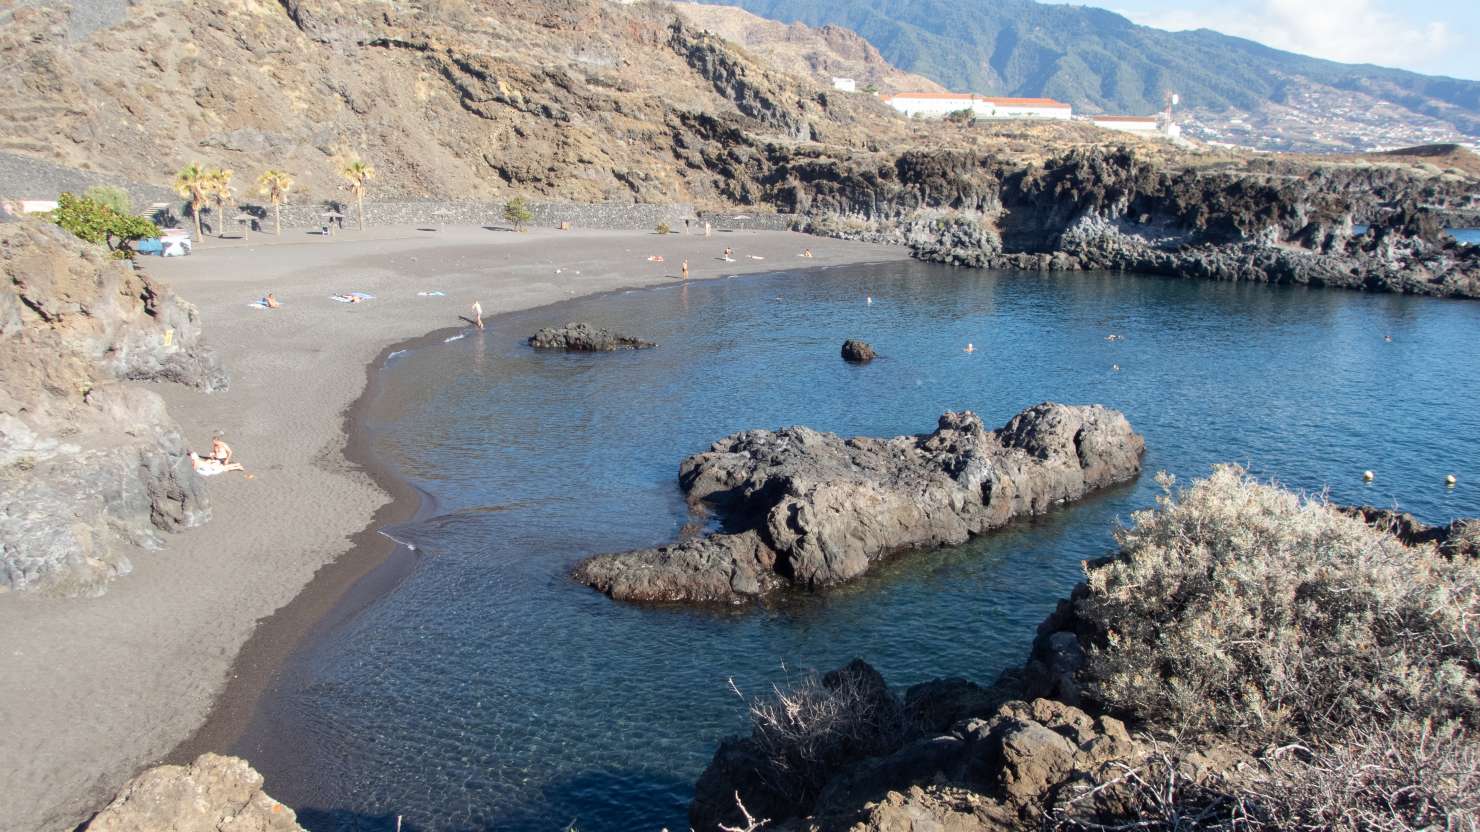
[689,470,1480,830]
[573,403,1144,603]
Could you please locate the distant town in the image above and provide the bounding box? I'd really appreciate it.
[838,77,1478,154]
[848,81,1181,140]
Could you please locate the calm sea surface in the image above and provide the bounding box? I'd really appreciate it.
[239,262,1480,831]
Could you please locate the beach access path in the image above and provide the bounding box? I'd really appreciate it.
[0,225,908,832]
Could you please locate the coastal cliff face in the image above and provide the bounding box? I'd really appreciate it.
[573,404,1144,603]
[773,145,1480,298]
[0,222,225,595]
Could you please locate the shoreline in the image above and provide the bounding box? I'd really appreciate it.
[0,225,909,832]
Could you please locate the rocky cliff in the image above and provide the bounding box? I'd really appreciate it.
[0,222,225,595]
[574,404,1144,603]
[673,3,945,95]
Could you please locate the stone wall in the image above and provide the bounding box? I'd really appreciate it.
[196,200,800,235]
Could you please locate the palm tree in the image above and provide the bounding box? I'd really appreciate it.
[338,155,375,231]
[206,168,235,238]
[173,163,210,241]
[256,170,293,235]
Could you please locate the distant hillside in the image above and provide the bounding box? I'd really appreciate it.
[673,2,943,94]
[697,0,1480,151]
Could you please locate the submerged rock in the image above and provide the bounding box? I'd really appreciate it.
[841,339,876,362]
[573,403,1144,603]
[1,222,225,595]
[83,753,303,832]
[528,321,656,351]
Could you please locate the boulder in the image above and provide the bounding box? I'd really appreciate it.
[841,339,876,363]
[574,403,1144,603]
[527,321,656,351]
[83,753,303,832]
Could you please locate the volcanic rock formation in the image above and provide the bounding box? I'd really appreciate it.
[528,322,656,351]
[1,222,225,595]
[573,403,1144,603]
[840,339,875,362]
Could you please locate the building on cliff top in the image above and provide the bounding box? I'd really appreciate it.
[882,92,1072,120]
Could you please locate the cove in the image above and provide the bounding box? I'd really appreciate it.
[232,261,1480,831]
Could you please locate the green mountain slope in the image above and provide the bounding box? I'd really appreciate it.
[697,0,1480,136]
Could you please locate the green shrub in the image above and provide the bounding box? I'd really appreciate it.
[1077,466,1480,745]
[82,185,132,215]
[503,196,533,230]
[50,192,160,258]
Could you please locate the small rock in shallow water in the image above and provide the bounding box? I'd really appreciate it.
[841,339,876,363]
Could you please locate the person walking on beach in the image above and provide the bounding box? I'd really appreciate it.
[472,300,484,330]
[704,221,711,238]
[681,259,689,279]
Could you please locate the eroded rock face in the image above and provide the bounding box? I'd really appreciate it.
[83,753,303,832]
[1,222,225,594]
[528,321,656,351]
[841,339,876,362]
[573,403,1144,603]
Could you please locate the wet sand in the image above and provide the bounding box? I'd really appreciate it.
[0,225,907,832]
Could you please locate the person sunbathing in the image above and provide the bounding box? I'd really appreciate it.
[210,436,233,464]
[265,292,280,309]
[190,452,244,476]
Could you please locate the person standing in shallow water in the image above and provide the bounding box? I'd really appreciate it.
[472,301,484,330]
[681,260,689,279]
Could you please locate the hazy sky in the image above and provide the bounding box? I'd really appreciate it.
[1048,0,1478,80]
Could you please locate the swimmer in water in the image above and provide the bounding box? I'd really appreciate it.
[964,343,975,353]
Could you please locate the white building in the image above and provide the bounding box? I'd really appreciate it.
[978,97,1073,120]
[882,92,1073,120]
[831,77,857,93]
[881,92,985,119]
[1090,115,1160,134]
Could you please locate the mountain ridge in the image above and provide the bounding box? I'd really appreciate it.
[696,0,1480,151]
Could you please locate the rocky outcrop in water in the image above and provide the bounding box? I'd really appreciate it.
[841,339,875,362]
[573,403,1144,603]
[528,322,656,351]
[83,753,304,832]
[1,222,225,595]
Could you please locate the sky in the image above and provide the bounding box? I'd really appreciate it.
[1048,0,1479,80]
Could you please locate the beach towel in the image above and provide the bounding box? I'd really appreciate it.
[647,255,665,262]
[248,301,270,309]
[417,290,446,297]
[748,255,765,260]
[331,292,376,303]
